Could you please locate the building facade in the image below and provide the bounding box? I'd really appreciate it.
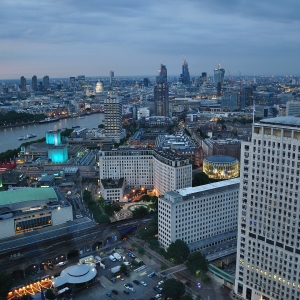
[99,148,192,199]
[234,116,300,300]
[154,64,169,117]
[104,96,125,143]
[158,178,240,250]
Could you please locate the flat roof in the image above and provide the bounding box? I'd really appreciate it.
[0,187,58,206]
[260,116,300,127]
[176,178,240,197]
[204,155,237,163]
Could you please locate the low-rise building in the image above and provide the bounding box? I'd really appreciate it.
[100,178,125,203]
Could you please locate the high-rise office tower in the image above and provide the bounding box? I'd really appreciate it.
[180,58,190,85]
[31,75,37,91]
[104,95,125,143]
[43,75,50,90]
[200,72,207,86]
[235,116,300,300]
[214,65,225,87]
[154,64,169,117]
[70,77,76,88]
[77,75,85,87]
[109,70,114,85]
[20,76,26,91]
[143,78,149,87]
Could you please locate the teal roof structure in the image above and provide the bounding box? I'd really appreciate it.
[0,188,57,206]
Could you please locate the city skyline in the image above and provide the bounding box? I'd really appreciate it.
[1,0,300,79]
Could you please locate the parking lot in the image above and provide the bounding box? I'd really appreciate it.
[75,248,164,300]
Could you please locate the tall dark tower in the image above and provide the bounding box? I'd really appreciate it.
[154,64,169,117]
[32,75,37,91]
[179,58,190,85]
[43,75,50,90]
[20,76,26,91]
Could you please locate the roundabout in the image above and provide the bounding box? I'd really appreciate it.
[127,203,148,212]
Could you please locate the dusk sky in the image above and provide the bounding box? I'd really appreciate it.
[1,0,300,79]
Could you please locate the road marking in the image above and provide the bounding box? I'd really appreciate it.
[140,271,147,276]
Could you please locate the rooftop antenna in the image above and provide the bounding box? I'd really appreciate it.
[253,100,255,124]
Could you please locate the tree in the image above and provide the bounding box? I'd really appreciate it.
[120,263,128,274]
[166,239,190,264]
[45,288,56,300]
[138,248,145,256]
[192,172,211,187]
[181,294,194,300]
[98,124,105,128]
[20,295,33,300]
[186,251,209,276]
[162,278,185,300]
[0,273,13,300]
[132,205,149,218]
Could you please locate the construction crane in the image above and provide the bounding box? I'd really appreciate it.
[227,69,234,86]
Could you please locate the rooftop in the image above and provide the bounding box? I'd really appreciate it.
[259,116,300,127]
[0,187,58,206]
[204,155,237,163]
[176,177,240,197]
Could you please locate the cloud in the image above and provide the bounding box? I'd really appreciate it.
[0,0,299,78]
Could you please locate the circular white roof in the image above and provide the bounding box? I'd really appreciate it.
[52,264,97,287]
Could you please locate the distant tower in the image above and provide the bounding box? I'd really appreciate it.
[109,70,114,85]
[43,75,50,90]
[77,75,85,87]
[20,76,26,91]
[104,95,124,143]
[154,64,169,117]
[180,57,190,85]
[214,64,225,87]
[70,77,76,88]
[200,72,207,86]
[31,75,37,91]
[143,78,149,87]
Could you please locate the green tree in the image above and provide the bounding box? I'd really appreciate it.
[192,172,211,187]
[20,295,33,300]
[162,278,185,300]
[131,242,137,249]
[98,124,105,128]
[186,251,209,276]
[140,194,151,202]
[120,263,128,274]
[138,248,145,256]
[166,239,190,264]
[132,205,149,218]
[160,263,167,270]
[0,273,13,300]
[181,294,194,300]
[45,288,56,300]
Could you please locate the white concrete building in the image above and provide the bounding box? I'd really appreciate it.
[99,148,192,198]
[153,149,192,196]
[158,178,239,250]
[100,178,125,203]
[234,116,300,300]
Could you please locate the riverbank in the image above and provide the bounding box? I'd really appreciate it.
[0,112,103,130]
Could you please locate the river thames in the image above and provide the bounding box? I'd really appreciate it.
[0,113,104,154]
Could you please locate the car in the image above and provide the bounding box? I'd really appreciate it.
[111,290,118,295]
[148,272,156,278]
[58,262,66,267]
[155,294,162,299]
[127,283,133,287]
[185,281,192,287]
[141,280,147,286]
[156,286,163,291]
[197,282,202,289]
[128,287,136,292]
[124,261,131,266]
[123,290,130,295]
[133,279,140,285]
[158,280,164,285]
[109,255,116,262]
[106,292,111,297]
[153,286,160,292]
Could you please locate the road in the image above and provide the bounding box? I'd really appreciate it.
[127,235,232,300]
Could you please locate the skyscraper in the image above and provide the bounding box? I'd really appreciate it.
[20,76,26,91]
[180,58,190,85]
[31,75,37,91]
[234,116,300,300]
[154,64,169,117]
[43,75,50,90]
[109,70,114,85]
[214,65,225,87]
[104,95,125,143]
[200,72,207,86]
[70,77,76,88]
